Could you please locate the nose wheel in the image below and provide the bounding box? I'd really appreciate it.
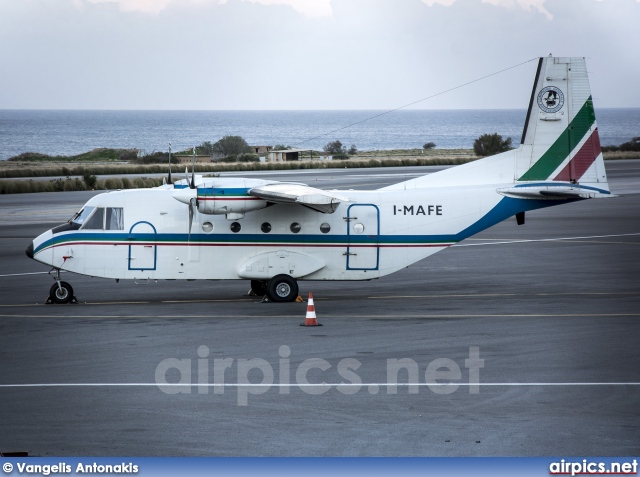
[45,269,78,304]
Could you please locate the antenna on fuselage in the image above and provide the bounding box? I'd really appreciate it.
[167,142,173,185]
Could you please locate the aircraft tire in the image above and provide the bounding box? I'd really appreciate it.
[266,275,298,302]
[250,280,268,296]
[49,281,74,304]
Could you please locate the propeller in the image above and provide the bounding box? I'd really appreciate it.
[188,197,198,242]
[190,146,196,189]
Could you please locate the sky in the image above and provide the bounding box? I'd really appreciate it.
[0,0,638,110]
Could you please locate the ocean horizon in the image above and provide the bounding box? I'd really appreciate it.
[1,108,639,161]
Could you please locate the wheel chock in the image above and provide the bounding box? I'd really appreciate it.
[295,294,305,303]
[45,295,79,305]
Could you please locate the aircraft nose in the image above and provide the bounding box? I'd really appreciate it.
[25,241,34,259]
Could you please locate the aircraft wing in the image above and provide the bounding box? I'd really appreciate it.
[249,183,349,213]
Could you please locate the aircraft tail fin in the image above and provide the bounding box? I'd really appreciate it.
[382,56,610,193]
[515,56,607,187]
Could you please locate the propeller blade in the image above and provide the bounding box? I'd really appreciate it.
[188,197,195,242]
[190,146,196,189]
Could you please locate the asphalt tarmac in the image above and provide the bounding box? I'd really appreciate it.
[0,161,639,456]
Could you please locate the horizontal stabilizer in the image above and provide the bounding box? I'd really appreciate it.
[497,184,614,200]
[249,184,349,213]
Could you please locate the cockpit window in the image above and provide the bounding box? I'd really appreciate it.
[72,207,95,225]
[106,208,124,230]
[82,207,104,230]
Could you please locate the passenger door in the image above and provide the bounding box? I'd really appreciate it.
[128,221,157,271]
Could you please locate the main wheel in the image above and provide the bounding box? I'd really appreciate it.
[250,280,268,296]
[49,281,74,304]
[266,275,298,302]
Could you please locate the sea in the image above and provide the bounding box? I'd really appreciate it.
[1,109,639,160]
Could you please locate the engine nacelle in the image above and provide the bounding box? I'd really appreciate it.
[197,194,268,215]
[172,179,275,217]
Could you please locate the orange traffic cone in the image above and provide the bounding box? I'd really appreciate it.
[300,292,322,326]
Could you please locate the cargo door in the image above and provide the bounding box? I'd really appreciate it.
[345,204,379,270]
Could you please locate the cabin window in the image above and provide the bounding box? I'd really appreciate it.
[82,207,104,230]
[106,208,124,230]
[290,222,301,234]
[202,222,214,233]
[230,222,241,233]
[320,223,331,234]
[261,222,272,233]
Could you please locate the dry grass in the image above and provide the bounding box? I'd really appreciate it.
[0,176,164,194]
[602,151,640,160]
[1,147,636,194]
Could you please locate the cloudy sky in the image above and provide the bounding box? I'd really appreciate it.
[0,0,638,110]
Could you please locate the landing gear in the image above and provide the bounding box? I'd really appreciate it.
[48,281,74,304]
[46,269,77,304]
[250,280,268,297]
[266,274,299,302]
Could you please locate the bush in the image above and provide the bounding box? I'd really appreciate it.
[83,172,98,189]
[620,136,640,152]
[237,153,259,162]
[348,144,358,155]
[324,140,347,155]
[473,133,513,156]
[423,142,436,150]
[197,141,214,155]
[333,153,350,160]
[212,136,252,158]
[136,151,174,164]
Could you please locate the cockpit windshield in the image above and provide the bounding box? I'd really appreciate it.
[71,207,95,225]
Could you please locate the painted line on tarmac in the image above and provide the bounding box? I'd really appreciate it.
[0,298,304,307]
[1,292,635,308]
[0,271,63,278]
[162,299,257,303]
[455,232,640,247]
[0,313,639,319]
[370,292,639,299]
[1,382,639,389]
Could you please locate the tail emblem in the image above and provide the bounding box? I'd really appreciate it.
[537,86,564,113]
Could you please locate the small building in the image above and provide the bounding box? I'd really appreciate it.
[250,145,273,155]
[267,148,332,162]
[174,155,212,164]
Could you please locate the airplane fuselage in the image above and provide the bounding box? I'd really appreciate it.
[30,182,557,282]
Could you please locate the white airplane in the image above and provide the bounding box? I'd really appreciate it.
[27,56,612,303]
